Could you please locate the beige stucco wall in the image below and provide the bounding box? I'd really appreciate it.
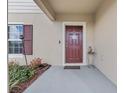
[8,13,94,66]
[94,0,117,85]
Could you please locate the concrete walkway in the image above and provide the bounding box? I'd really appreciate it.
[23,66,117,93]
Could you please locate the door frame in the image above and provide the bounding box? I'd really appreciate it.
[62,22,87,66]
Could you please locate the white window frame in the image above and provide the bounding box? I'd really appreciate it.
[8,22,24,58]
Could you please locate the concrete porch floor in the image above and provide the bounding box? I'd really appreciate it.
[23,66,116,93]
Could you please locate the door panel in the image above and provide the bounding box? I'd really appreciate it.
[65,26,83,63]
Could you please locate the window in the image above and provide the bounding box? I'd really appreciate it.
[8,24,33,55]
[8,24,23,54]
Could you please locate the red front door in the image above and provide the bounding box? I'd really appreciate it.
[65,26,83,63]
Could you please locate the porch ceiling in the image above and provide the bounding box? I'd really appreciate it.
[47,0,103,14]
[34,0,104,21]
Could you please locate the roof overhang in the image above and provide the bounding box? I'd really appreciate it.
[34,0,56,21]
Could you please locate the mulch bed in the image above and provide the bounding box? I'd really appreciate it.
[10,64,51,93]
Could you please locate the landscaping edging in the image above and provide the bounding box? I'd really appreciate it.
[10,65,51,93]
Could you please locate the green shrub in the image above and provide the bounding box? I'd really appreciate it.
[9,63,35,90]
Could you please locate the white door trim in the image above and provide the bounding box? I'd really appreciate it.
[62,22,87,66]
